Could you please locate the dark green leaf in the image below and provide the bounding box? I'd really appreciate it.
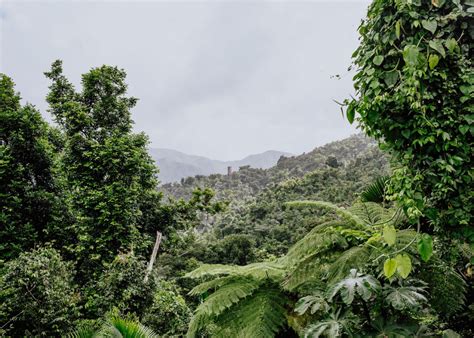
[417,234,433,262]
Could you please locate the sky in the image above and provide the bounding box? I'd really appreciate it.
[1,0,370,160]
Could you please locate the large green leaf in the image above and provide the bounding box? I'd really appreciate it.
[395,254,412,279]
[403,45,419,66]
[429,54,439,70]
[417,234,433,262]
[384,258,397,278]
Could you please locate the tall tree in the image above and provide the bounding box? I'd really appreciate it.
[0,74,59,260]
[45,61,159,277]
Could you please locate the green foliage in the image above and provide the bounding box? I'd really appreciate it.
[45,61,159,278]
[0,74,62,260]
[0,247,79,336]
[304,309,359,338]
[142,280,191,336]
[67,316,158,338]
[85,252,157,318]
[346,0,474,231]
[383,280,427,311]
[328,269,381,305]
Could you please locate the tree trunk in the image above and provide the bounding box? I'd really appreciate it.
[144,231,162,283]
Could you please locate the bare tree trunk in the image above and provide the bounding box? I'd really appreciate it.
[144,231,162,283]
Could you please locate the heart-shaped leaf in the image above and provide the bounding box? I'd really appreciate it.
[429,40,446,58]
[384,258,397,278]
[429,54,440,70]
[395,254,412,279]
[422,20,437,34]
[403,45,419,66]
[418,234,433,262]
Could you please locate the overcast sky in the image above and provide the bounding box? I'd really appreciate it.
[1,0,370,160]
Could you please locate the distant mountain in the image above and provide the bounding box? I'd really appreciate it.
[148,148,293,183]
[160,134,389,201]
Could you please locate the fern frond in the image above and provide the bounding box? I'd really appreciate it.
[327,246,371,284]
[283,250,341,291]
[186,261,286,281]
[285,222,349,264]
[349,202,395,227]
[213,286,287,338]
[285,201,363,227]
[185,264,241,279]
[193,277,261,317]
[420,258,467,317]
[189,275,243,296]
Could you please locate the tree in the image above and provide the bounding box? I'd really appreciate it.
[345,0,473,236]
[44,61,159,278]
[0,247,79,336]
[0,74,60,261]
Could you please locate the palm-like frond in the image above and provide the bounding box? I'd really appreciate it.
[360,176,389,203]
[98,317,158,338]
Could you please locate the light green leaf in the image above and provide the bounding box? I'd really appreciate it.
[403,45,419,66]
[395,254,412,279]
[417,234,433,262]
[383,225,397,246]
[429,40,446,58]
[431,0,446,7]
[395,20,401,39]
[384,258,397,278]
[429,54,440,70]
[421,20,437,34]
[373,55,384,66]
[445,38,458,53]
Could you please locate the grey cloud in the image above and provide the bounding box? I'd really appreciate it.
[1,0,370,160]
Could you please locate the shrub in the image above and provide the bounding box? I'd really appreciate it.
[0,247,79,336]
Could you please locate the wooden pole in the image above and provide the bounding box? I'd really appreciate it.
[144,231,162,283]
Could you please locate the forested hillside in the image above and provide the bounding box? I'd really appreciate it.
[149,148,291,183]
[161,134,381,201]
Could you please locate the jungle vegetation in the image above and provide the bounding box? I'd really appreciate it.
[0,0,472,337]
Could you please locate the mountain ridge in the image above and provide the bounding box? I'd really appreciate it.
[149,148,293,183]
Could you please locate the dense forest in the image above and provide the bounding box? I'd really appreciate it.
[1,0,473,337]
